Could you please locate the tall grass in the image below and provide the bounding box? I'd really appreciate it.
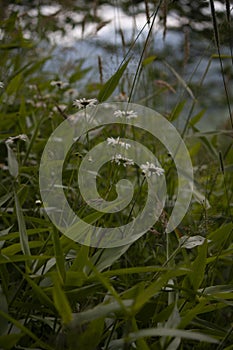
[0,1,232,349]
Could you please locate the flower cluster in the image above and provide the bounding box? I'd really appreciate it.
[6,134,28,146]
[140,162,164,177]
[50,80,69,89]
[107,137,131,150]
[114,110,138,119]
[111,154,134,167]
[73,98,98,109]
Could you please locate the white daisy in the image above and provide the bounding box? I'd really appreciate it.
[140,162,164,177]
[107,137,131,150]
[73,98,98,109]
[107,137,120,146]
[111,154,134,167]
[114,110,138,119]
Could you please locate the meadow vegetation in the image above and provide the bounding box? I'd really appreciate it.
[0,1,232,349]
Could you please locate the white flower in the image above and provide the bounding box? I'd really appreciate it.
[28,84,37,91]
[111,154,134,167]
[0,82,4,88]
[114,110,138,119]
[140,162,164,177]
[50,80,69,89]
[107,137,120,146]
[107,137,131,150]
[73,98,98,109]
[6,134,28,145]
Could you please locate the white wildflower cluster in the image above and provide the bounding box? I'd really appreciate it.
[140,162,164,177]
[73,98,98,109]
[50,80,69,89]
[27,100,47,108]
[0,82,4,88]
[114,110,138,119]
[6,134,28,145]
[107,137,131,150]
[111,154,134,167]
[28,84,37,91]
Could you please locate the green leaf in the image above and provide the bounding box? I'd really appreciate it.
[70,299,133,327]
[69,244,89,272]
[6,144,18,178]
[68,318,104,350]
[170,100,186,122]
[65,271,87,287]
[142,55,157,66]
[131,317,150,350]
[24,275,55,311]
[190,125,219,159]
[1,241,42,255]
[90,244,131,273]
[108,328,218,349]
[133,269,188,313]
[0,334,23,350]
[52,228,66,283]
[179,300,207,329]
[6,73,22,95]
[189,109,206,126]
[69,67,92,83]
[0,255,51,264]
[87,260,127,311]
[186,239,207,291]
[0,309,53,350]
[102,266,170,278]
[200,284,233,300]
[0,226,13,249]
[208,223,233,248]
[52,273,73,325]
[0,286,8,335]
[98,59,130,102]
[14,190,31,259]
[0,193,13,207]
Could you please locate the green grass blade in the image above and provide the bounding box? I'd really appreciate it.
[0,334,24,350]
[0,309,53,350]
[6,144,18,178]
[52,228,66,283]
[52,272,73,325]
[98,59,130,102]
[108,328,219,349]
[14,190,31,260]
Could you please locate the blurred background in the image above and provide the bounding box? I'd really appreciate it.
[0,0,232,130]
